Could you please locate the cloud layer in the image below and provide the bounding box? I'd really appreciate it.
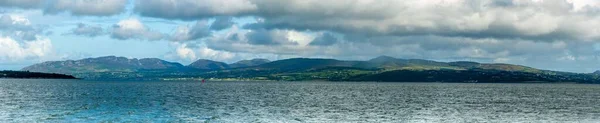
[134,0,257,20]
[131,0,600,41]
[0,15,40,41]
[0,0,128,16]
[2,0,600,72]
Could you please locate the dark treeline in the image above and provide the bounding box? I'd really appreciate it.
[350,69,600,83]
[0,70,77,79]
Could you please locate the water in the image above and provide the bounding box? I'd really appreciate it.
[1,79,600,122]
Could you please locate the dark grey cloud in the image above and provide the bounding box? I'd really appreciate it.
[227,33,240,41]
[134,0,256,20]
[0,0,127,16]
[245,29,298,45]
[185,22,600,73]
[210,16,235,30]
[489,0,514,7]
[309,32,338,46]
[0,0,42,9]
[5,0,600,42]
[67,23,104,37]
[4,0,600,72]
[44,0,128,16]
[170,21,212,41]
[136,0,600,42]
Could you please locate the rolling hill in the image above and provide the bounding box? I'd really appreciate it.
[229,59,271,68]
[20,56,600,83]
[187,59,230,70]
[22,56,187,74]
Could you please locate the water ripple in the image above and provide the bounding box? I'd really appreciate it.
[1,79,600,122]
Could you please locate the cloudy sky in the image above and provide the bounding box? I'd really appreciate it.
[1,0,600,73]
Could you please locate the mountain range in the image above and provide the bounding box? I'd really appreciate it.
[22,56,270,74]
[21,56,600,83]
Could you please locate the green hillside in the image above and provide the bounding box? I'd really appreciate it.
[20,56,600,83]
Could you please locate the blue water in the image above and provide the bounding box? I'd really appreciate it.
[1,79,600,122]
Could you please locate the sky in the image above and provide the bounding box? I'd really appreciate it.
[1,0,600,73]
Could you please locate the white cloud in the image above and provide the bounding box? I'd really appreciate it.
[244,29,310,46]
[175,43,235,62]
[167,42,290,64]
[0,15,32,30]
[4,0,600,72]
[197,45,236,61]
[0,14,43,41]
[111,18,165,41]
[174,43,197,62]
[568,0,600,11]
[0,36,54,62]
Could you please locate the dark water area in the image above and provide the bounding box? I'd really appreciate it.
[1,79,600,122]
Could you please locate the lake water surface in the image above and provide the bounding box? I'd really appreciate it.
[1,79,600,122]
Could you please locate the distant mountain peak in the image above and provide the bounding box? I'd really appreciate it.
[593,70,600,75]
[229,58,271,68]
[188,59,230,70]
[140,58,162,61]
[369,56,398,62]
[374,55,396,59]
[82,56,133,62]
[235,58,271,63]
[94,56,127,59]
[249,58,270,62]
[22,56,185,74]
[21,55,567,81]
[191,59,219,63]
[96,56,118,58]
[449,61,481,68]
